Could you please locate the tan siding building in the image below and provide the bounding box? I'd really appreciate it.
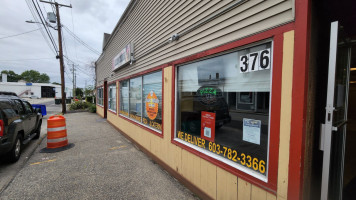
[95,0,356,199]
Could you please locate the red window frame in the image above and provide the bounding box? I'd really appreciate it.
[96,85,104,108]
[169,23,295,193]
[117,68,165,138]
[107,81,117,114]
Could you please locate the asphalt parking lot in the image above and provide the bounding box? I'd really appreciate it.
[0,107,198,199]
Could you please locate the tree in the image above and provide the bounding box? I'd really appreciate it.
[20,70,50,83]
[75,88,83,98]
[52,82,61,85]
[1,70,21,82]
[84,85,94,97]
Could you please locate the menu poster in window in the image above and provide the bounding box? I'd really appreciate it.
[242,118,261,145]
[201,111,216,142]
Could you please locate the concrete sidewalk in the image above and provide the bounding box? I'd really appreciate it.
[0,112,198,200]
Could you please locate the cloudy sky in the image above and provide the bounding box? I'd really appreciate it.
[0,0,130,89]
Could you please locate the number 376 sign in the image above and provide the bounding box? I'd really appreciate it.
[239,48,271,73]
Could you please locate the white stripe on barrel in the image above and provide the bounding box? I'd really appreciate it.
[47,126,66,132]
[47,137,67,143]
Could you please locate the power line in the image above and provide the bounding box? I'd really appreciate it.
[25,0,57,55]
[0,27,43,40]
[0,57,53,61]
[62,25,100,55]
[32,0,58,52]
[63,55,92,77]
[69,0,78,59]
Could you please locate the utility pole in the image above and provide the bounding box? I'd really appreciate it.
[40,0,71,114]
[72,64,76,98]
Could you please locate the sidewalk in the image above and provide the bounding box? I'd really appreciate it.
[0,112,198,200]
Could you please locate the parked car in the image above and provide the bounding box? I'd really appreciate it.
[0,93,42,162]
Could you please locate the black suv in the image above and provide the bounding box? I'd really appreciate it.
[0,93,42,162]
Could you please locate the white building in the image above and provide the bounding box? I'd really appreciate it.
[0,73,72,98]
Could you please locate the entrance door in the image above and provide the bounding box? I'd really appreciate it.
[320,21,356,200]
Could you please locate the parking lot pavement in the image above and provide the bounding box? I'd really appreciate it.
[0,112,198,200]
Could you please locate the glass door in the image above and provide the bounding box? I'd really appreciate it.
[320,21,351,200]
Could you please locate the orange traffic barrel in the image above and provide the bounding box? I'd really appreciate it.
[47,115,68,149]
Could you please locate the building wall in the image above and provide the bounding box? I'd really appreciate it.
[0,82,61,98]
[96,0,295,85]
[100,29,295,198]
[96,1,300,199]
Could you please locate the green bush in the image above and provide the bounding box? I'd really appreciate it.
[89,104,96,113]
[69,101,90,110]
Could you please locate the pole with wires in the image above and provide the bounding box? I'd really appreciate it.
[40,0,71,114]
[72,64,75,98]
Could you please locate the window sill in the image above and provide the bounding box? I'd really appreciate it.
[118,114,163,138]
[97,104,104,108]
[108,109,117,114]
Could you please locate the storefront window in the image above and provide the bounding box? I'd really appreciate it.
[176,42,272,178]
[97,87,103,106]
[142,71,162,131]
[120,71,162,132]
[120,80,129,116]
[129,77,142,121]
[108,83,116,111]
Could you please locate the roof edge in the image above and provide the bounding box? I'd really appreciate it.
[102,0,137,51]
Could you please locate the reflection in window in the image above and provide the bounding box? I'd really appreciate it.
[120,71,163,132]
[142,71,162,131]
[176,42,272,177]
[120,80,129,116]
[97,87,104,106]
[108,83,116,111]
[129,77,142,121]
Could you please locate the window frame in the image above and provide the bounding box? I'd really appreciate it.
[107,82,117,113]
[118,69,164,137]
[169,31,287,193]
[97,86,104,107]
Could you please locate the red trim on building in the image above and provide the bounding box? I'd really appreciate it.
[171,66,176,142]
[115,70,165,139]
[288,0,311,199]
[166,24,294,68]
[97,104,104,108]
[107,81,118,114]
[161,69,165,138]
[169,23,294,193]
[104,81,108,118]
[108,109,117,115]
[117,81,120,115]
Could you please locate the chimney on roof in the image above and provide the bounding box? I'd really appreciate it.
[1,73,7,82]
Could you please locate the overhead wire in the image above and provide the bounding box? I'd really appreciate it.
[0,28,43,40]
[69,0,78,59]
[25,0,57,55]
[62,25,100,55]
[63,55,92,77]
[33,0,58,52]
[0,57,53,61]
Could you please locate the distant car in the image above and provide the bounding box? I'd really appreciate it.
[30,95,40,99]
[0,94,42,162]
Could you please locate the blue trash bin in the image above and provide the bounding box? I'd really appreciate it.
[31,104,47,116]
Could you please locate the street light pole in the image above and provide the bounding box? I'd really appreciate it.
[40,0,71,114]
